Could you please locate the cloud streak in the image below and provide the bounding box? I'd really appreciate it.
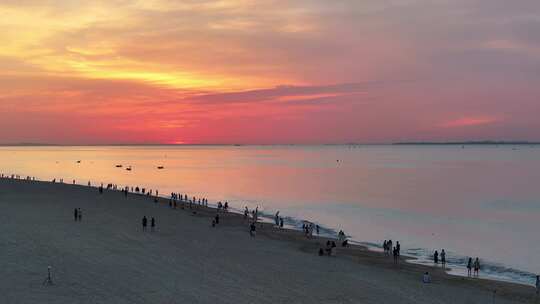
[440,117,499,128]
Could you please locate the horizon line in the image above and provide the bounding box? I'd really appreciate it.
[1,140,540,147]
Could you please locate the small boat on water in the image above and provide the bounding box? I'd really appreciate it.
[126,166,132,171]
[157,166,164,169]
[116,165,123,168]
[76,160,81,163]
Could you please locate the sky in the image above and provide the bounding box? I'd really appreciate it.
[1,0,539,144]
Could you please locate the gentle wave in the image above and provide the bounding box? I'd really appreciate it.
[362,242,537,286]
[229,204,538,286]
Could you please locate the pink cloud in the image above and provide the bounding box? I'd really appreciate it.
[440,116,499,128]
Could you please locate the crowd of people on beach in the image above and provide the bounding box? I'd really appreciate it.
[381,242,487,284]
[168,192,209,211]
[382,239,401,264]
[316,230,349,257]
[302,222,315,238]
[4,173,540,295]
[383,240,486,280]
[319,240,337,256]
[434,249,482,277]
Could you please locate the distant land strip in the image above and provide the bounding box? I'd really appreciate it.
[392,141,540,145]
[0,141,539,147]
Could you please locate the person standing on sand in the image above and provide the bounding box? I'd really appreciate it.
[393,247,399,264]
[280,217,284,228]
[434,250,439,264]
[74,208,78,221]
[249,222,256,237]
[274,211,280,226]
[316,225,320,235]
[441,249,446,267]
[473,257,480,276]
[536,275,539,294]
[396,241,401,256]
[151,217,155,232]
[78,208,82,221]
[467,257,472,277]
[142,216,147,232]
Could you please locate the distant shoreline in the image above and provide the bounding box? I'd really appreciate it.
[392,141,540,145]
[0,141,539,147]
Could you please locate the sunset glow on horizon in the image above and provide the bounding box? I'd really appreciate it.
[1,0,539,144]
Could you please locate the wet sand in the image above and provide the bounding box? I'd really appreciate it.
[0,178,537,303]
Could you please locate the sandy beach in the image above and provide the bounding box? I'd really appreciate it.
[0,178,537,304]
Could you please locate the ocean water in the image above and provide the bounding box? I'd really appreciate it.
[1,144,539,286]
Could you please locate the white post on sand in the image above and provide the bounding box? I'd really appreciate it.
[43,266,54,285]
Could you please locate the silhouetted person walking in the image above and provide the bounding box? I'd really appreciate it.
[441,249,446,267]
[78,208,82,221]
[74,208,78,221]
[473,257,480,276]
[142,216,147,232]
[250,222,256,237]
[151,217,155,232]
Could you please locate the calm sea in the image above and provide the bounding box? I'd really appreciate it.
[1,145,539,285]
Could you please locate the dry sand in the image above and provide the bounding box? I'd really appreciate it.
[0,178,537,303]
